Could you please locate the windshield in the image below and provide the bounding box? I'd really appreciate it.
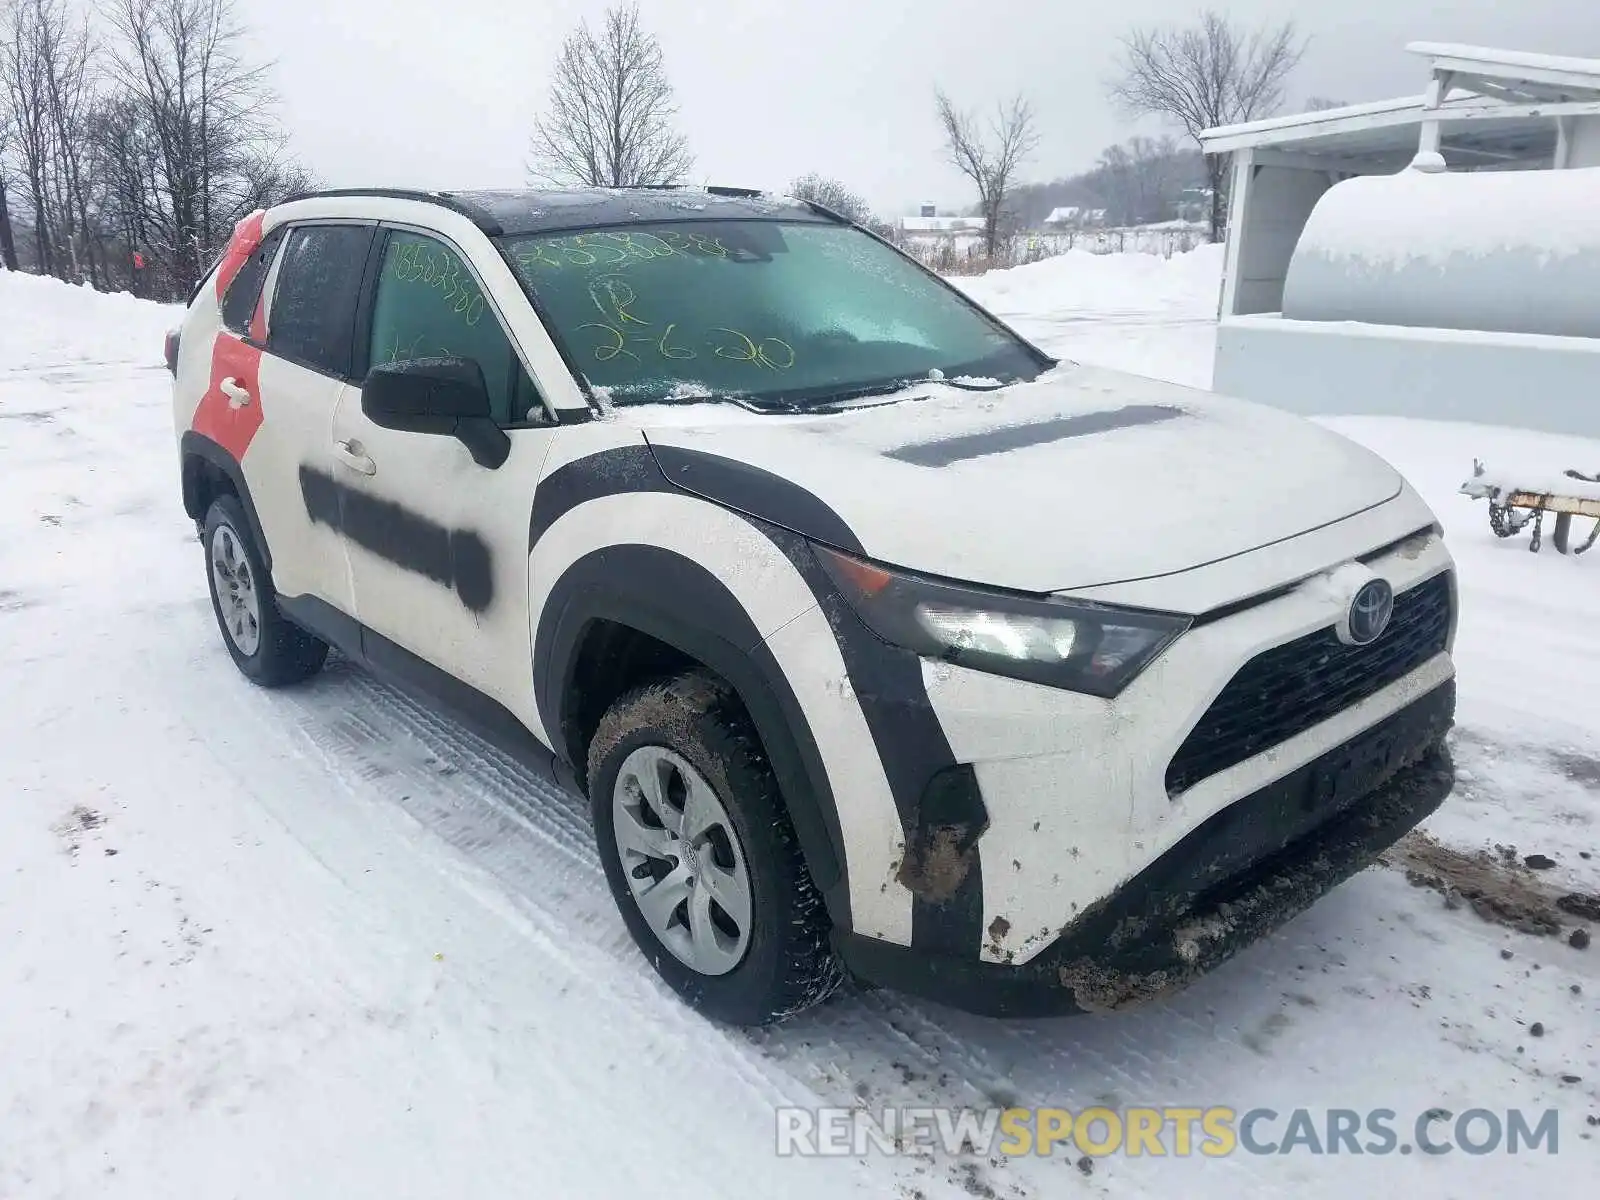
[500,220,1044,410]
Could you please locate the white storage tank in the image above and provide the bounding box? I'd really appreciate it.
[1281,164,1600,340]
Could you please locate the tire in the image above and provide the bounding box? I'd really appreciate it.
[202,495,328,687]
[588,671,845,1025]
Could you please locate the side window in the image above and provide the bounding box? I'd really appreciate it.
[220,227,287,336]
[368,230,541,425]
[268,225,374,377]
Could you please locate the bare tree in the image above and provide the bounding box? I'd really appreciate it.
[83,92,147,288]
[934,90,1038,259]
[235,142,315,213]
[34,0,101,285]
[103,0,283,296]
[2,0,56,274]
[1,0,302,293]
[786,172,875,225]
[528,2,692,188]
[1095,135,1188,226]
[0,92,18,269]
[1108,11,1306,240]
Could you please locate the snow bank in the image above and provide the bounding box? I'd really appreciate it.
[0,268,180,373]
[955,242,1223,316]
[950,245,1224,387]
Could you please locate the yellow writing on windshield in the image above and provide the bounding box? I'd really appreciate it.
[513,227,775,373]
[589,275,649,326]
[712,328,795,370]
[656,324,696,360]
[577,323,640,363]
[576,321,793,370]
[662,231,729,258]
[513,230,730,274]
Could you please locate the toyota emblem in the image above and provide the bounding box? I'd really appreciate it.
[1346,579,1395,646]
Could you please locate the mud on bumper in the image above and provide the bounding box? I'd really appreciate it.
[834,679,1456,1019]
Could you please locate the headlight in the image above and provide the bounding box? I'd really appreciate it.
[813,544,1190,698]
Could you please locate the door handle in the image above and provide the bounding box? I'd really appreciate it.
[333,439,376,476]
[220,377,251,409]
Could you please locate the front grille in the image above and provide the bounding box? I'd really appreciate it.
[1165,571,1453,796]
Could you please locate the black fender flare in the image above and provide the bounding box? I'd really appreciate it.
[529,444,986,954]
[179,431,273,573]
[534,544,851,926]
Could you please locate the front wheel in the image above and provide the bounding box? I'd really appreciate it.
[588,672,844,1025]
[202,495,328,687]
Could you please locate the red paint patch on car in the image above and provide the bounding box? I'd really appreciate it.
[192,334,265,463]
[214,209,266,301]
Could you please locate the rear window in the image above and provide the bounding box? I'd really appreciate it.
[268,225,374,377]
[220,227,287,336]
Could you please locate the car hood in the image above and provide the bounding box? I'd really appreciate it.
[633,364,1404,597]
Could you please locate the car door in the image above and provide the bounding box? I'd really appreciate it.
[329,224,562,721]
[242,221,377,615]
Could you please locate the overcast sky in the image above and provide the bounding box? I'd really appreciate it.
[246,0,1599,216]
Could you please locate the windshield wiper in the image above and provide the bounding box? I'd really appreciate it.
[803,378,929,414]
[805,370,1005,413]
[597,387,782,414]
[937,375,1005,392]
[601,369,1009,418]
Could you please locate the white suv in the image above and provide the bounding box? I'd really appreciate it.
[168,186,1459,1024]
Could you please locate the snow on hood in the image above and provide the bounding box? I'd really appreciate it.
[631,364,1404,597]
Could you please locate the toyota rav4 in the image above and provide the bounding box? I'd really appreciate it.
[168,186,1458,1025]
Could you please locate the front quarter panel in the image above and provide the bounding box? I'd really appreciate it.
[526,433,934,946]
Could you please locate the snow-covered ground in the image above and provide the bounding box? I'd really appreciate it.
[2,253,1595,1199]
[956,244,1227,390]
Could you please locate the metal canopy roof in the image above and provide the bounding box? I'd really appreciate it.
[1199,42,1600,168]
[1408,42,1600,102]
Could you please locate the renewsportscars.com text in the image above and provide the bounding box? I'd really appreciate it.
[775,1105,1563,1158]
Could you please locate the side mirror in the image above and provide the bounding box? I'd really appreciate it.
[361,357,511,469]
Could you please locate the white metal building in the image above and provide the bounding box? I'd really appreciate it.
[1199,43,1600,437]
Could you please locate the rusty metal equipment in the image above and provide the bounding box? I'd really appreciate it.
[1460,459,1600,554]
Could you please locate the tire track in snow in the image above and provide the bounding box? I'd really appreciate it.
[297,658,603,882]
[14,633,887,1198]
[129,621,902,1155]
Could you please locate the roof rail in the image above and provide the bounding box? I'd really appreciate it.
[796,198,853,227]
[275,187,505,235]
[607,183,765,197]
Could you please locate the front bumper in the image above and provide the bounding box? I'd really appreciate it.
[835,679,1455,1018]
